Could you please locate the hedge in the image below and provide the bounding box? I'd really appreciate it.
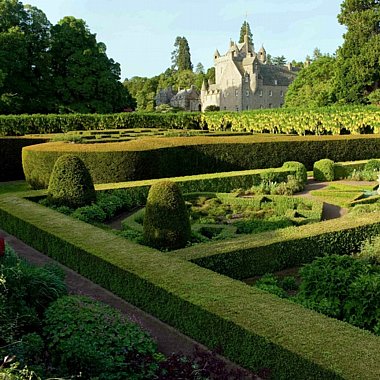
[1,106,380,136]
[22,135,380,188]
[0,137,48,181]
[172,212,380,280]
[1,193,380,379]
[0,112,201,136]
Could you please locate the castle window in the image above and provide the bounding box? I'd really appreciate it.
[269,90,273,96]
[259,90,263,97]
[235,89,239,97]
[260,105,264,109]
[269,103,272,108]
[246,90,250,97]
[274,80,278,85]
[245,76,249,83]
[236,106,239,111]
[280,90,284,97]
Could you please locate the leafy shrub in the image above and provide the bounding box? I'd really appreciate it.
[71,204,107,223]
[204,105,220,112]
[44,295,160,379]
[96,193,124,219]
[143,181,191,250]
[295,255,375,319]
[343,274,380,334]
[356,235,380,265]
[0,246,67,343]
[47,154,96,208]
[364,159,380,172]
[313,159,335,181]
[254,274,287,298]
[282,161,307,189]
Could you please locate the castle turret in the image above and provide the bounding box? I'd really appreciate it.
[258,45,267,63]
[214,49,220,60]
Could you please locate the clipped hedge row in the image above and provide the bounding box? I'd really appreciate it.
[173,213,380,280]
[22,135,380,188]
[0,112,201,136]
[1,106,380,136]
[0,137,48,181]
[1,193,380,379]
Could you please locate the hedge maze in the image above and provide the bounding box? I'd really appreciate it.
[1,115,380,379]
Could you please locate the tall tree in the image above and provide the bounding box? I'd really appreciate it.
[239,21,253,46]
[0,0,52,113]
[285,56,337,108]
[171,36,192,71]
[50,16,127,113]
[334,0,380,103]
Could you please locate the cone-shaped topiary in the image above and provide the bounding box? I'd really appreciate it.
[47,154,96,208]
[143,181,191,250]
[313,159,335,181]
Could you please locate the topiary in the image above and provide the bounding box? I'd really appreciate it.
[313,158,335,181]
[47,154,96,209]
[143,181,191,250]
[282,161,308,189]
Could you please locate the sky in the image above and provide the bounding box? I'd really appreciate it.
[25,0,346,81]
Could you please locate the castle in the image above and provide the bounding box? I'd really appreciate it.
[156,29,299,111]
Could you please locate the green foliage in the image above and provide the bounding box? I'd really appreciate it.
[204,105,220,112]
[143,181,191,250]
[364,159,380,172]
[295,254,380,334]
[272,55,287,66]
[47,154,96,208]
[295,255,373,318]
[254,274,288,298]
[313,158,335,181]
[2,194,380,379]
[282,161,307,188]
[0,1,129,114]
[335,0,380,104]
[171,36,193,71]
[367,88,380,105]
[44,295,159,379]
[0,245,66,345]
[285,56,336,108]
[238,21,253,46]
[71,204,107,223]
[356,234,380,265]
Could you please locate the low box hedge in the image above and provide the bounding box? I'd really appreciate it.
[172,212,380,280]
[22,135,380,188]
[0,192,380,379]
[0,137,48,181]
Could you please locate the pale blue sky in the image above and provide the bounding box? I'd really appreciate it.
[25,0,346,80]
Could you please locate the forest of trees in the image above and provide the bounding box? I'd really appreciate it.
[0,0,132,114]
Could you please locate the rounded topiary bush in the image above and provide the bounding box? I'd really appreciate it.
[47,154,96,208]
[313,159,335,181]
[282,161,308,188]
[143,181,191,250]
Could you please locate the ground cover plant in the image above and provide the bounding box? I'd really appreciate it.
[252,253,380,336]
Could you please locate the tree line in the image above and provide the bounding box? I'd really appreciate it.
[285,0,380,107]
[0,0,133,114]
